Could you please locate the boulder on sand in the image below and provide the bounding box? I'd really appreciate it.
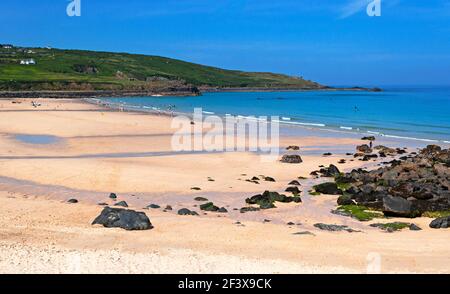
[429,216,450,229]
[92,207,153,231]
[178,208,199,216]
[280,155,302,164]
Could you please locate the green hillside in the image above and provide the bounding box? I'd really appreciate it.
[0,45,322,92]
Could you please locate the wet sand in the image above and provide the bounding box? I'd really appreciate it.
[0,98,448,273]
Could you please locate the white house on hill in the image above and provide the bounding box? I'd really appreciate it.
[20,59,36,65]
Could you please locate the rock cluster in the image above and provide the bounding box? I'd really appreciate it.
[336,145,450,219]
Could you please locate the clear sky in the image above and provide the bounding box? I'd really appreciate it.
[1,0,449,86]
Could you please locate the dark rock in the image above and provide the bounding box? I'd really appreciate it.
[409,223,422,231]
[251,176,260,181]
[337,194,355,205]
[281,154,303,164]
[429,216,450,229]
[245,179,260,184]
[218,207,228,213]
[362,154,378,161]
[147,204,160,209]
[356,144,372,154]
[293,231,315,236]
[98,202,108,206]
[109,193,117,200]
[421,144,442,155]
[285,186,301,195]
[382,195,419,218]
[246,190,302,208]
[240,207,260,213]
[313,182,343,195]
[92,207,153,231]
[319,164,341,177]
[264,176,276,182]
[361,136,376,141]
[288,180,301,186]
[190,187,201,191]
[194,197,209,202]
[200,202,221,212]
[287,222,295,226]
[67,199,78,204]
[178,208,199,216]
[165,205,173,211]
[313,223,360,233]
[323,152,332,156]
[286,145,300,150]
[115,201,128,208]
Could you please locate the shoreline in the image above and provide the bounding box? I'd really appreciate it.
[85,97,450,148]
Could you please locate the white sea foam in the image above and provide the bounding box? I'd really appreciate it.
[202,111,215,115]
[340,126,353,130]
[281,117,291,121]
[383,134,439,142]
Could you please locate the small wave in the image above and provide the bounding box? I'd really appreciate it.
[281,117,291,121]
[202,111,215,115]
[280,121,326,127]
[367,131,381,135]
[340,126,353,130]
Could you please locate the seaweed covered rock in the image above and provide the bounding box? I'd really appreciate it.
[337,145,450,218]
[429,216,450,229]
[92,207,153,231]
[178,208,199,216]
[245,190,301,209]
[200,202,228,213]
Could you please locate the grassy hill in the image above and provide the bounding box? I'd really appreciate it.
[0,46,323,93]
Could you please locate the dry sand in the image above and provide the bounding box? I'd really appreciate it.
[0,98,448,274]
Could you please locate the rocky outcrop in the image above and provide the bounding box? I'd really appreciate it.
[92,207,153,230]
[337,145,450,218]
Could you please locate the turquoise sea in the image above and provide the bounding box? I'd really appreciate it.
[99,86,450,143]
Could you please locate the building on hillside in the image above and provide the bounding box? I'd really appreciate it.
[1,44,13,49]
[20,59,36,65]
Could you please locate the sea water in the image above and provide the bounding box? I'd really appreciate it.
[99,86,450,143]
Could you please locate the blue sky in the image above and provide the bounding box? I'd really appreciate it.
[1,0,449,86]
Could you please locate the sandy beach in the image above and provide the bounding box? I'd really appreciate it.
[0,98,448,274]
